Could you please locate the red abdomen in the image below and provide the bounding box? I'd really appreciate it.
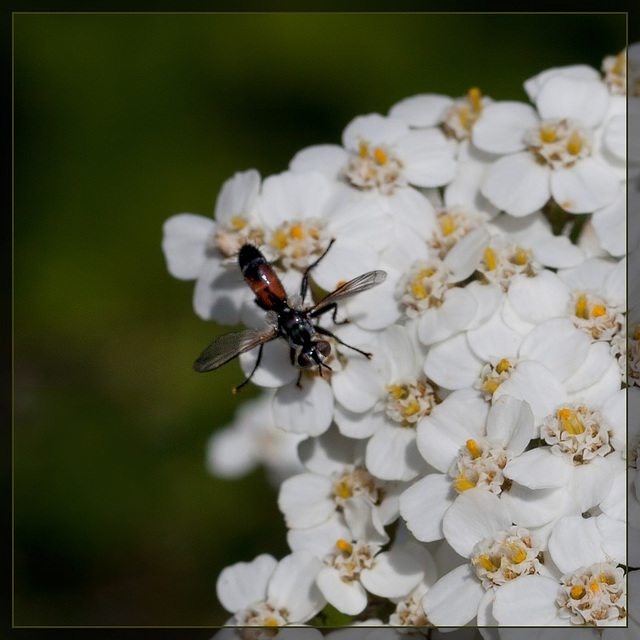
[238,244,287,309]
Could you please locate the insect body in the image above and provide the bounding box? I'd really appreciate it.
[193,240,387,393]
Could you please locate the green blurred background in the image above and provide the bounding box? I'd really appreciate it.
[13,12,628,630]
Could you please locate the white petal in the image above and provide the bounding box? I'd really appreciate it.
[595,513,626,566]
[417,287,477,345]
[379,221,431,272]
[361,545,424,597]
[287,513,351,557]
[566,345,621,405]
[481,153,551,217]
[421,564,485,627]
[492,575,563,626]
[272,377,334,436]
[486,395,535,453]
[289,144,349,179]
[493,360,566,427]
[557,255,616,291]
[423,333,483,390]
[535,76,609,128]
[278,473,335,529]
[601,389,627,453]
[550,159,621,214]
[216,553,276,613]
[504,448,572,489]
[343,274,401,330]
[524,64,601,101]
[501,482,571,528]
[316,567,368,615]
[493,212,586,268]
[399,473,454,542]
[466,307,524,362]
[507,270,571,325]
[365,426,425,481]
[591,192,626,257]
[239,340,299,389]
[344,495,388,544]
[416,389,489,472]
[389,93,453,127]
[298,425,364,474]
[604,256,626,307]
[334,403,385,439]
[443,226,491,283]
[572,455,614,512]
[603,113,626,161]
[310,237,379,292]
[162,213,213,280]
[599,463,626,521]
[477,589,499,629]
[206,427,257,479]
[444,143,499,215]
[328,197,395,252]
[500,295,537,337]
[386,187,436,238]
[259,171,332,225]
[397,128,458,187]
[563,340,618,394]
[214,169,261,222]
[442,489,512,558]
[473,101,537,154]
[547,515,606,574]
[268,551,325,621]
[531,233,586,268]
[342,113,408,149]
[193,258,245,323]
[567,352,622,406]
[465,281,504,330]
[519,318,590,382]
[332,357,381,414]
[375,323,419,380]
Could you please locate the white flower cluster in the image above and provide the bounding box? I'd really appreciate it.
[163,45,638,638]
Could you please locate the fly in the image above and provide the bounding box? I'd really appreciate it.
[193,239,387,393]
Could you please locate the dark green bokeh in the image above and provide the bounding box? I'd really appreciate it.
[14,13,627,628]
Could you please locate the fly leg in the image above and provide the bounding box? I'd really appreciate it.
[299,238,336,304]
[232,343,265,394]
[310,301,348,325]
[289,347,304,389]
[314,325,374,359]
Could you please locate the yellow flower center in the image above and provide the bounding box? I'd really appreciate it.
[570,585,586,599]
[557,408,585,435]
[567,131,584,155]
[540,125,557,143]
[440,214,456,236]
[485,248,496,271]
[336,539,353,554]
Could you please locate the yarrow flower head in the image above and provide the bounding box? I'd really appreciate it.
[474,69,622,217]
[470,525,543,590]
[389,87,493,148]
[290,113,458,240]
[163,43,630,632]
[541,404,613,462]
[557,562,626,626]
[216,552,325,635]
[492,560,627,627]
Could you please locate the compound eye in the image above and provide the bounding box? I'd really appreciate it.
[297,351,314,369]
[316,341,331,359]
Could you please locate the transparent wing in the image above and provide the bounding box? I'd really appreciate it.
[193,327,277,372]
[310,270,387,314]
